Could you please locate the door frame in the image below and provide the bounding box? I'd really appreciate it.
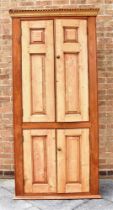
[11,8,100,198]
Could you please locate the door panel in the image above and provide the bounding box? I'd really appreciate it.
[22,20,55,122]
[23,129,56,193]
[55,19,89,122]
[57,129,89,193]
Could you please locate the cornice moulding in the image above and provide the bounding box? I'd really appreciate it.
[9,8,99,17]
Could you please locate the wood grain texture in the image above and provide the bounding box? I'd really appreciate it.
[30,28,45,44]
[66,136,80,183]
[14,194,101,199]
[12,18,24,196]
[23,129,56,193]
[55,19,89,122]
[57,129,89,193]
[32,136,47,183]
[65,53,79,114]
[31,54,46,115]
[22,122,91,129]
[88,17,99,195]
[64,27,78,42]
[20,16,88,21]
[22,20,55,122]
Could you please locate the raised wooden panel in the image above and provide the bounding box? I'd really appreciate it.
[30,28,45,44]
[23,129,56,193]
[31,54,46,115]
[57,129,89,193]
[22,20,55,122]
[64,53,79,114]
[64,27,78,42]
[32,136,47,183]
[66,136,80,183]
[56,19,89,122]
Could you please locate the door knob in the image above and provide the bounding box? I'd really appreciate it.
[56,55,60,59]
[57,148,62,151]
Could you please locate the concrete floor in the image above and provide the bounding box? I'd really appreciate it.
[0,179,113,210]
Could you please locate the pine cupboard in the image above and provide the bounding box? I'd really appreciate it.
[10,8,101,199]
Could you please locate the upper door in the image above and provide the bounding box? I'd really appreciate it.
[22,19,89,123]
[55,19,89,122]
[22,20,55,122]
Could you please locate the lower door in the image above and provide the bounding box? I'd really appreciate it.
[57,129,90,193]
[23,128,89,194]
[23,129,56,193]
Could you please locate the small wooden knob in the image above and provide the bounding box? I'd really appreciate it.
[56,55,60,59]
[57,148,62,151]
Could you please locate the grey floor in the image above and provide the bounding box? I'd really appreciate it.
[0,179,113,210]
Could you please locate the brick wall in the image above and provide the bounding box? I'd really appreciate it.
[0,0,113,177]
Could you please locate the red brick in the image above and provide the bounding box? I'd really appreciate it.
[19,2,35,6]
[0,75,9,79]
[53,0,69,4]
[36,1,52,6]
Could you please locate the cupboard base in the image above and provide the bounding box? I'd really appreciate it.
[14,194,101,200]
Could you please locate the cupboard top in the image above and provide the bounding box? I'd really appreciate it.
[9,8,99,18]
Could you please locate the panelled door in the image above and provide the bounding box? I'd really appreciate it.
[23,129,56,193]
[57,129,89,193]
[55,19,89,122]
[22,19,90,194]
[22,20,55,122]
